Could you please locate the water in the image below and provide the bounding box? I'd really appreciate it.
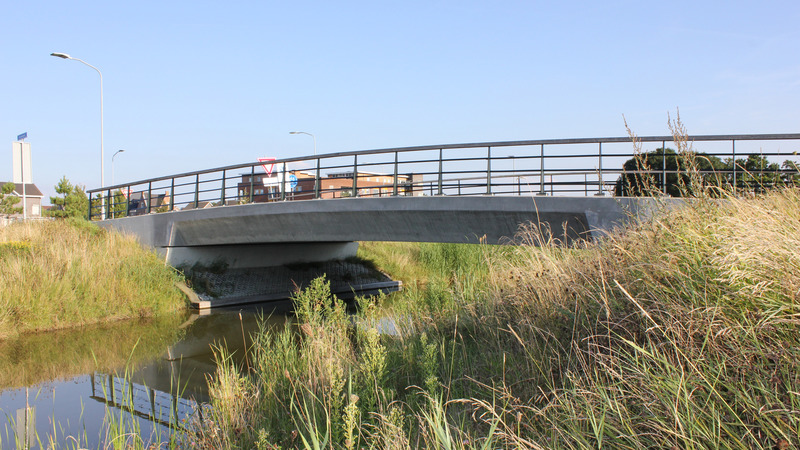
[0,302,293,449]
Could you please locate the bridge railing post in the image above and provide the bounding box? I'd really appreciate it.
[662,141,666,194]
[87,191,93,220]
[249,166,255,203]
[732,139,737,194]
[106,188,111,219]
[438,148,443,196]
[281,162,287,201]
[595,142,604,196]
[220,169,226,206]
[193,175,199,209]
[149,182,154,214]
[170,178,175,211]
[393,152,399,196]
[315,157,321,199]
[352,155,358,197]
[486,146,492,195]
[538,144,546,195]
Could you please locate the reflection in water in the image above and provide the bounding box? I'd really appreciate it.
[0,302,292,448]
[0,313,191,391]
[14,406,34,450]
[89,372,197,430]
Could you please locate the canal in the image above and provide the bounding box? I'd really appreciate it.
[0,302,294,449]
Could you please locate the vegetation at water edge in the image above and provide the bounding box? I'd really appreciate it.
[0,218,189,339]
[189,185,799,448]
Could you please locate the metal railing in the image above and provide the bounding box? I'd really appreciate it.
[87,133,800,220]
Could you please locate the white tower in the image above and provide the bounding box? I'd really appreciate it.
[12,139,32,220]
[12,141,32,184]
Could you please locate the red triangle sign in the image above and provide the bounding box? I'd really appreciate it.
[258,157,276,176]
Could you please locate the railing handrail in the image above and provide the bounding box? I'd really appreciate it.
[88,133,800,193]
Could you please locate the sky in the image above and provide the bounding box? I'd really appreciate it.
[2,1,799,202]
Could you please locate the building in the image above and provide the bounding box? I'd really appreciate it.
[3,139,43,222]
[0,182,44,219]
[237,170,422,203]
[237,170,317,202]
[126,190,171,216]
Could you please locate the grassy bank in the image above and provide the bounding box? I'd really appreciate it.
[191,189,799,449]
[0,218,189,339]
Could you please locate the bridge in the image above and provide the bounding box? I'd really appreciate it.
[90,133,798,277]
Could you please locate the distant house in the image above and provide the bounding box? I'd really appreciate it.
[181,200,215,211]
[126,190,171,216]
[314,171,423,199]
[0,182,44,219]
[236,170,422,203]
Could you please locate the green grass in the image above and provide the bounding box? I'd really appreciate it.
[0,218,190,339]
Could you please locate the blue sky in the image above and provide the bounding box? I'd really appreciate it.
[2,1,799,201]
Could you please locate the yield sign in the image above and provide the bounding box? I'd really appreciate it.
[258,157,276,176]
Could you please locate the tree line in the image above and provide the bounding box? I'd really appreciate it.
[614,148,800,197]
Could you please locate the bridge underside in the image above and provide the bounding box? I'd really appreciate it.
[98,196,662,269]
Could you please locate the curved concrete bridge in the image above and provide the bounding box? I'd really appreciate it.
[98,195,666,269]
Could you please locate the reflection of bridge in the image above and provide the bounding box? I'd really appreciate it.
[90,134,799,281]
[89,372,198,429]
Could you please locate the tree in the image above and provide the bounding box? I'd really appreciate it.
[616,149,798,197]
[725,154,782,194]
[89,189,130,219]
[0,182,23,218]
[47,176,89,219]
[782,159,800,185]
[614,148,726,197]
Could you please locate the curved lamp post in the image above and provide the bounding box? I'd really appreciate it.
[51,52,105,216]
[112,149,125,186]
[289,131,316,156]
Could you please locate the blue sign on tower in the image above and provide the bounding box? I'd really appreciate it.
[17,132,27,141]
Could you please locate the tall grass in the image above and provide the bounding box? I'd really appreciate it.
[0,218,188,338]
[479,188,800,448]
[191,185,799,448]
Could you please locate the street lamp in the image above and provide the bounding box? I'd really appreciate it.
[51,52,105,215]
[112,149,125,186]
[289,131,317,156]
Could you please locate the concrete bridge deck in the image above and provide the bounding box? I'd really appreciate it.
[99,195,665,267]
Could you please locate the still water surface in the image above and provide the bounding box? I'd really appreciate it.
[0,303,293,449]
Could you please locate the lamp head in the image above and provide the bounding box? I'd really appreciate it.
[50,52,71,59]
[289,131,300,135]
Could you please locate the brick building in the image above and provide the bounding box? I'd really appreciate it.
[237,170,422,202]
